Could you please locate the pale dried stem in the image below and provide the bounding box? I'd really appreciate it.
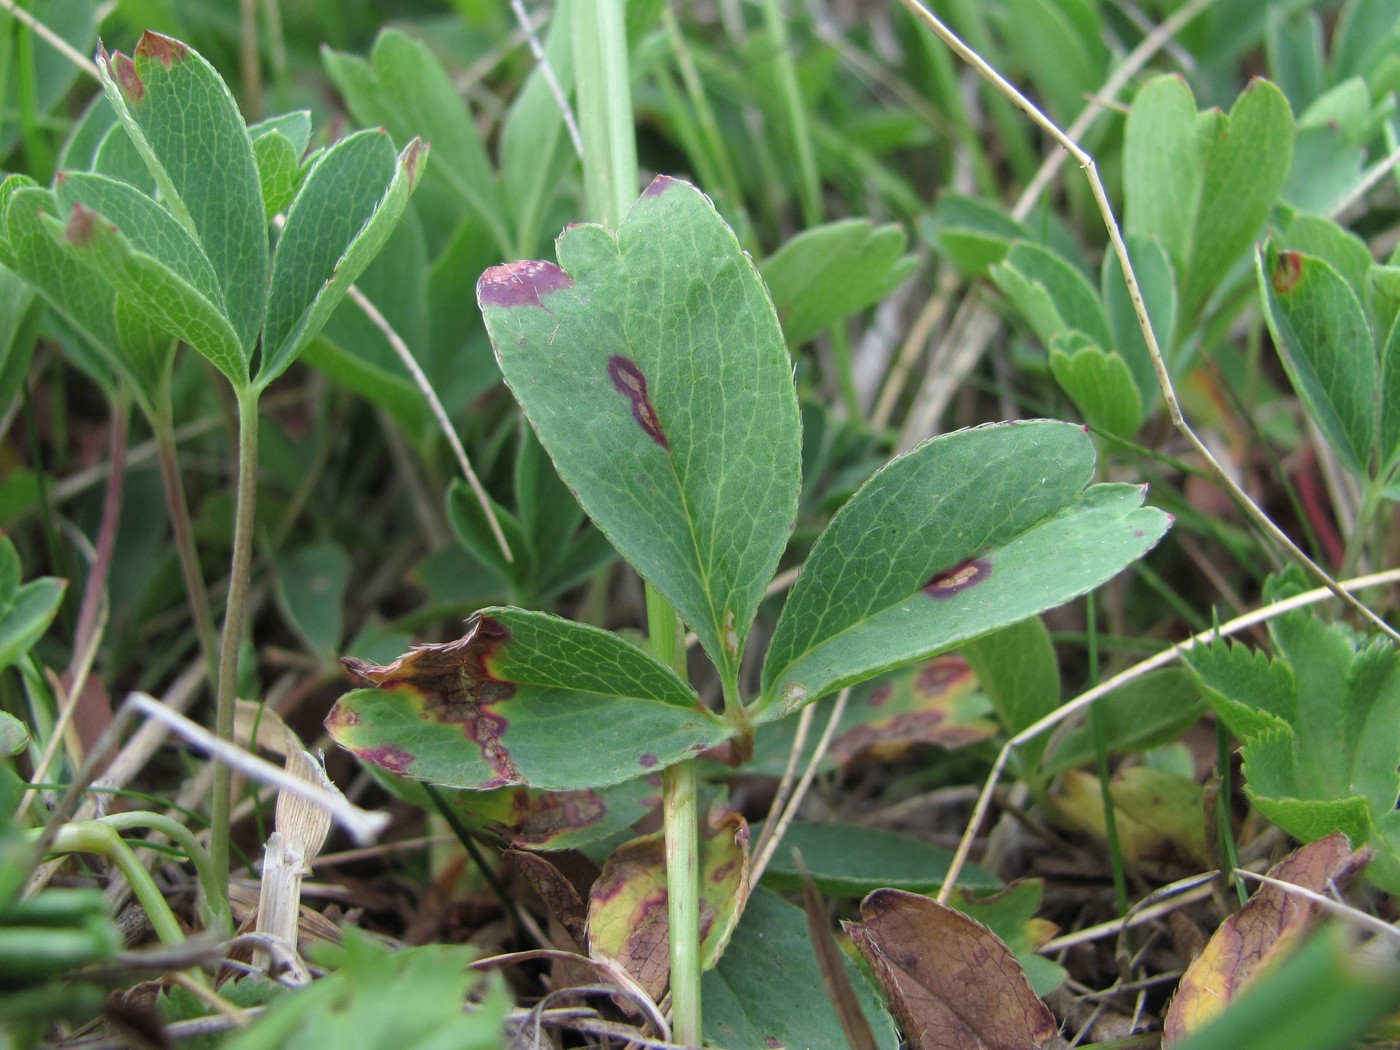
[886,0,1212,436]
[0,0,101,79]
[937,569,1400,902]
[898,0,1400,646]
[347,284,513,564]
[749,686,851,890]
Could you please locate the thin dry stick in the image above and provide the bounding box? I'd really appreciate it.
[1235,870,1400,943]
[508,0,584,160]
[899,0,1400,646]
[0,0,101,80]
[346,284,512,564]
[751,702,817,863]
[881,0,1212,435]
[937,568,1400,902]
[749,686,852,889]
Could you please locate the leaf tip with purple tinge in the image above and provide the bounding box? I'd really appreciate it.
[643,175,681,198]
[137,31,187,67]
[478,259,573,309]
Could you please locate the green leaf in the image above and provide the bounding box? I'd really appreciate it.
[498,4,575,256]
[249,113,311,221]
[1,180,135,402]
[0,711,26,756]
[1256,243,1377,478]
[1102,233,1178,398]
[446,479,531,592]
[326,608,729,791]
[921,193,1028,279]
[1192,606,1400,892]
[272,542,349,660]
[1049,336,1144,439]
[1186,636,1296,740]
[962,615,1060,770]
[991,241,1112,350]
[1379,311,1400,472]
[1125,76,1294,328]
[0,537,65,676]
[222,928,507,1050]
[998,0,1106,122]
[322,29,506,254]
[758,822,1000,895]
[1283,214,1374,318]
[760,421,1169,715]
[258,132,425,389]
[1124,76,1203,277]
[98,32,268,355]
[1044,669,1205,774]
[478,177,802,689]
[1185,80,1295,325]
[702,888,897,1050]
[46,174,244,385]
[760,219,917,347]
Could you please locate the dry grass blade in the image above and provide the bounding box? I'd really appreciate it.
[938,569,1400,901]
[794,849,880,1050]
[896,0,1400,647]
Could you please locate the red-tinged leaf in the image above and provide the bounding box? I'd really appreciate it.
[588,806,750,1001]
[747,656,996,777]
[1164,831,1373,1042]
[326,607,728,791]
[848,888,1060,1050]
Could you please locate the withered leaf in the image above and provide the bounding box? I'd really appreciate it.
[1164,831,1372,1042]
[847,888,1059,1050]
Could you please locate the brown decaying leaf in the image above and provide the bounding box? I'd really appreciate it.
[846,888,1060,1050]
[585,805,749,1004]
[1163,831,1373,1042]
[508,849,588,952]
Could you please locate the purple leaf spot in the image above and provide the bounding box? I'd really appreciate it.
[868,683,893,708]
[354,744,415,775]
[478,259,573,308]
[639,753,659,768]
[137,31,187,68]
[65,204,108,247]
[107,51,144,102]
[643,175,680,197]
[607,355,668,447]
[1134,529,1145,538]
[923,557,992,599]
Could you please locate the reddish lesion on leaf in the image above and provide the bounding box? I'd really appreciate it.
[351,743,415,776]
[607,355,668,448]
[64,203,110,247]
[922,556,992,599]
[98,46,145,103]
[136,31,188,68]
[477,259,574,309]
[338,615,525,787]
[1271,249,1304,293]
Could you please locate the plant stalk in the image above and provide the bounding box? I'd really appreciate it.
[153,391,222,691]
[662,758,702,1046]
[210,384,261,898]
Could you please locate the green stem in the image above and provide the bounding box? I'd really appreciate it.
[38,821,189,949]
[1216,721,1247,907]
[98,811,232,937]
[152,390,222,693]
[758,0,822,228]
[1085,594,1128,918]
[211,384,261,900]
[575,0,638,227]
[662,759,701,1045]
